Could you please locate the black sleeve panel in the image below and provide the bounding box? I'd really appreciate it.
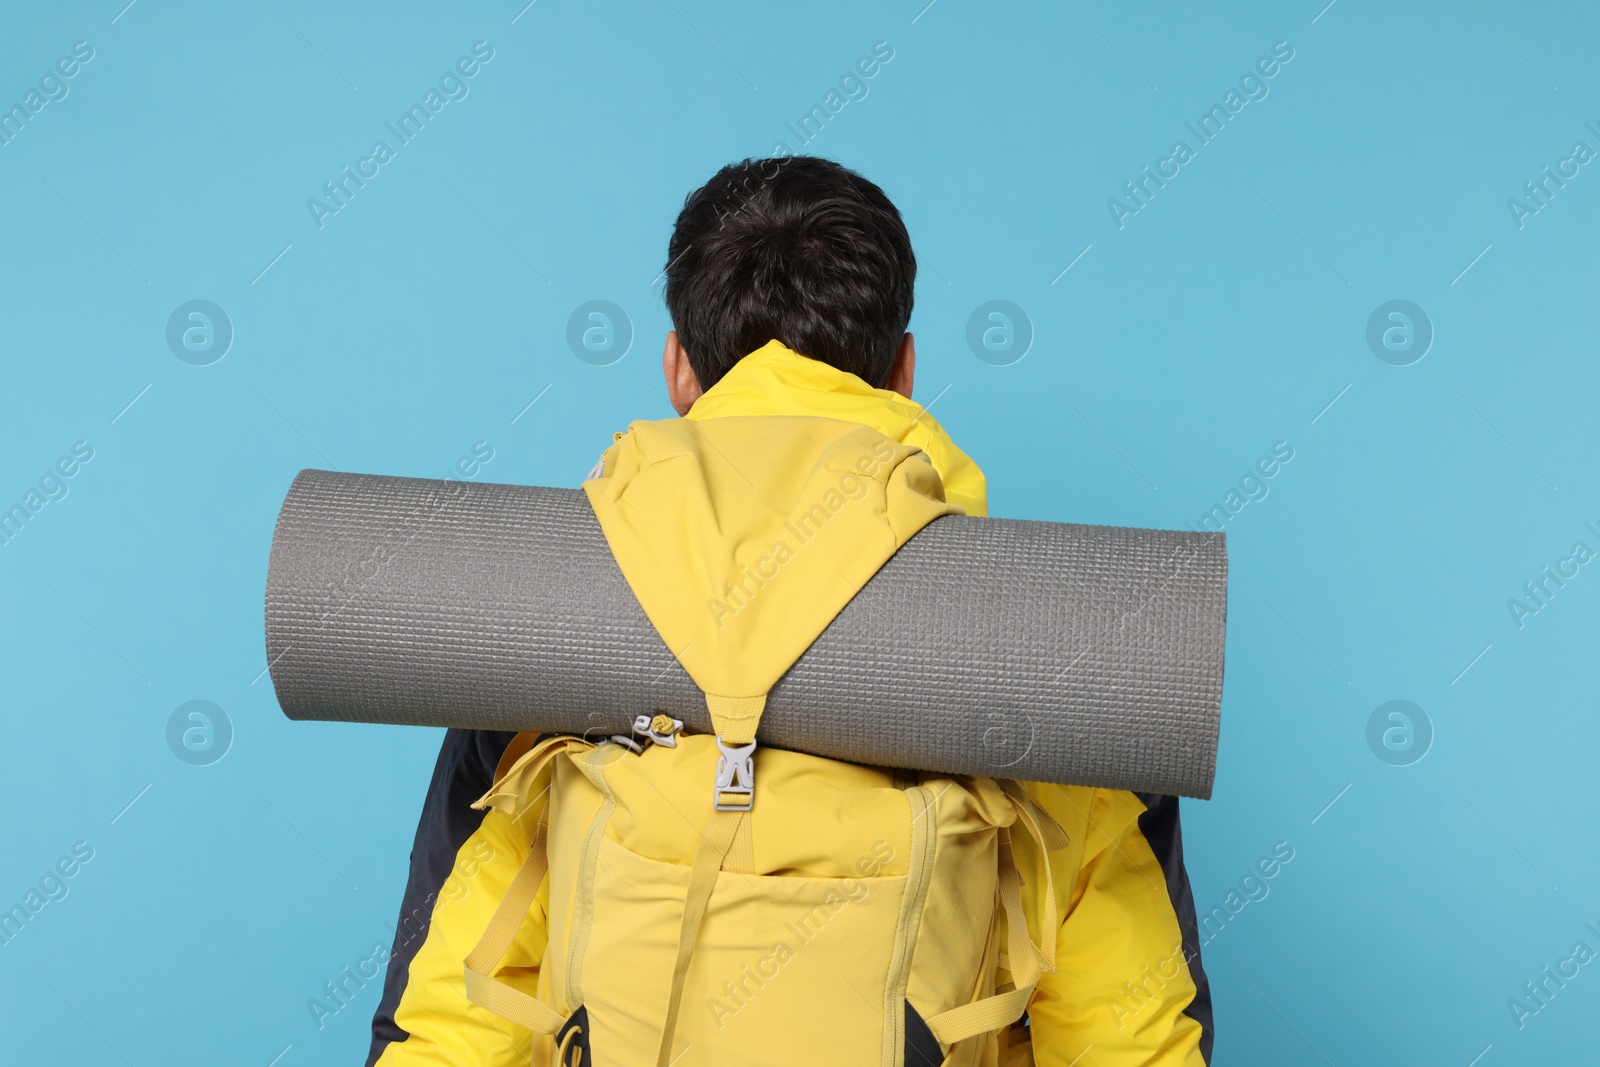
[1134,792,1214,1065]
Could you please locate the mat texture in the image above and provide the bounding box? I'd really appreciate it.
[266,469,1227,797]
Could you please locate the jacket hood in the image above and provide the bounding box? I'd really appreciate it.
[582,340,987,704]
[683,340,987,518]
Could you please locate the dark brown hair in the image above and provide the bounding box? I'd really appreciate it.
[664,156,916,390]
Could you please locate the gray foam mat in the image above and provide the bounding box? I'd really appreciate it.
[265,469,1226,798]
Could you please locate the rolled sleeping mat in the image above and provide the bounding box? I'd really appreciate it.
[265,469,1227,798]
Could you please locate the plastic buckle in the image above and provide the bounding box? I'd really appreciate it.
[609,733,644,754]
[713,737,756,811]
[634,713,683,749]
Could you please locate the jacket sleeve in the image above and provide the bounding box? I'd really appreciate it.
[1023,787,1213,1066]
[367,729,552,1067]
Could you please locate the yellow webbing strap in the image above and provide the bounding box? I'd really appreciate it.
[998,779,1072,851]
[724,812,756,874]
[924,789,1062,1046]
[655,807,747,1067]
[704,693,766,745]
[999,784,1063,970]
[463,739,577,1036]
[463,809,566,1035]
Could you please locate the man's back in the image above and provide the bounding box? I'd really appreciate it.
[365,157,1213,1066]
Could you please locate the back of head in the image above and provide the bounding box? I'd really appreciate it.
[664,156,916,391]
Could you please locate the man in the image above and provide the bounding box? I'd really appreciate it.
[366,156,1212,1066]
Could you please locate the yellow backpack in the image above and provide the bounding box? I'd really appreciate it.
[462,723,1065,1066]
[457,343,1067,1065]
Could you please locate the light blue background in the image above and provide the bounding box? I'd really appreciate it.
[2,1,1597,1064]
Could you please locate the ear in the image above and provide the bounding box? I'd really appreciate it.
[663,331,703,416]
[884,332,916,399]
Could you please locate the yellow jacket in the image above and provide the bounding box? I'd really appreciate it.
[367,342,1212,1066]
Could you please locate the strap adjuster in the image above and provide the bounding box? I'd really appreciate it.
[713,737,756,810]
[634,713,683,748]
